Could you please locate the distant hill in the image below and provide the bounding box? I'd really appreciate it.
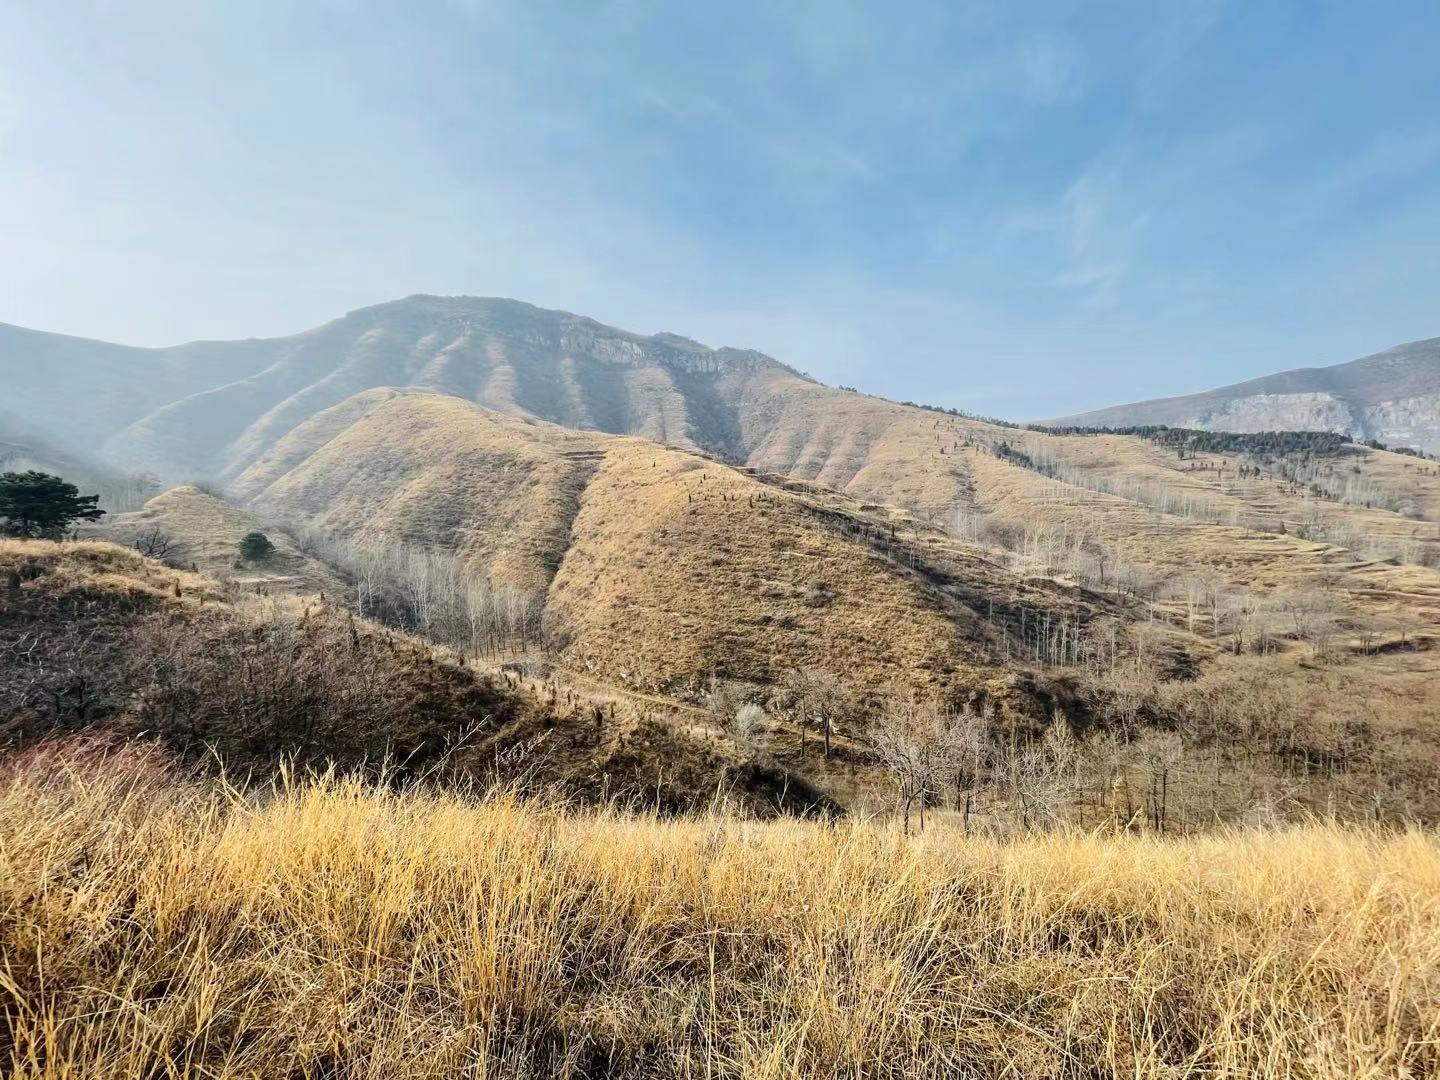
[0,410,159,512]
[1046,337,1440,453]
[97,484,351,598]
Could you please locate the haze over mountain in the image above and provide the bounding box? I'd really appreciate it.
[1048,337,1440,454]
[7,293,1440,533]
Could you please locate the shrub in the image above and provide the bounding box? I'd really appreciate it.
[238,531,276,561]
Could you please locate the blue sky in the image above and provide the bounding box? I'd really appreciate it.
[2,1,1438,418]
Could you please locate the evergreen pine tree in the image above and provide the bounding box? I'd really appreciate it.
[238,531,277,561]
[0,471,104,538]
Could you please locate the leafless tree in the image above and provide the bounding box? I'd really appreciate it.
[1000,718,1080,831]
[781,667,851,757]
[281,525,541,656]
[1279,588,1340,659]
[872,689,971,832]
[131,526,186,565]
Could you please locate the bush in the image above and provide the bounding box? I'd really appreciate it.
[121,601,514,774]
[238,531,276,561]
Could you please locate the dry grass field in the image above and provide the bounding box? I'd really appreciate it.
[1,742,1437,1079]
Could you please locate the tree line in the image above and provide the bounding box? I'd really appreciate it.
[1023,424,1356,457]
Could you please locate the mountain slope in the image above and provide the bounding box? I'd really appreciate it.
[1047,337,1440,452]
[235,388,1112,702]
[98,484,352,598]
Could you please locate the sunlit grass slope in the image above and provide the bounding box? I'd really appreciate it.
[2,744,1436,1079]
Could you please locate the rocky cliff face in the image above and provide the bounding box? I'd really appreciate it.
[1359,394,1440,452]
[1048,337,1440,453]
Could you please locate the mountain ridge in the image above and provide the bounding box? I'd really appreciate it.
[0,294,819,482]
[9,296,1440,537]
[1047,336,1440,452]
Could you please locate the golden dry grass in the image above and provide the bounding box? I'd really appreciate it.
[736,370,985,517]
[1346,445,1440,521]
[239,390,600,595]
[1,742,1437,1079]
[544,438,1006,696]
[0,537,218,605]
[735,368,1440,532]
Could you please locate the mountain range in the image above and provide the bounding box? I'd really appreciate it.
[5,297,1440,487]
[2,295,804,482]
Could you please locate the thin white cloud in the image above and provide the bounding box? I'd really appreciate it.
[1066,168,1151,276]
[1008,161,1152,297]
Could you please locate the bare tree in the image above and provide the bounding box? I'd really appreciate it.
[1279,588,1340,659]
[1003,718,1080,831]
[781,668,851,757]
[872,689,970,832]
[1141,731,1184,833]
[132,526,186,565]
[282,525,541,656]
